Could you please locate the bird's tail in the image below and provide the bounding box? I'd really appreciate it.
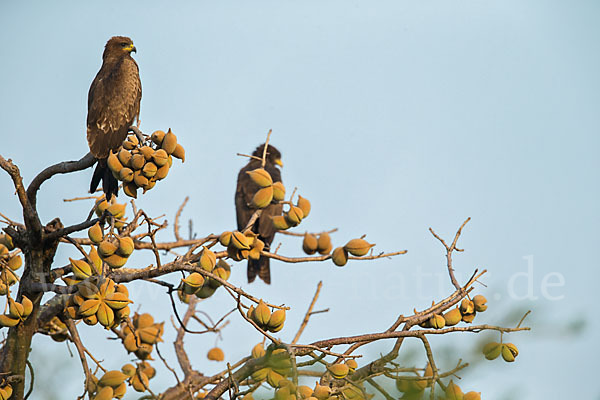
[90,159,118,201]
[247,257,271,284]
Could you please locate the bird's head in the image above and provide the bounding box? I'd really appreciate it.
[103,36,136,60]
[252,144,283,168]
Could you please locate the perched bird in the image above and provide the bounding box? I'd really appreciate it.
[235,144,283,284]
[87,36,142,200]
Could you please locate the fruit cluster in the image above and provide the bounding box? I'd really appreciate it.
[247,300,286,333]
[0,234,21,296]
[64,277,132,329]
[87,361,156,399]
[396,366,481,400]
[0,296,33,327]
[246,167,286,208]
[444,380,481,400]
[220,230,266,262]
[106,129,185,199]
[94,197,128,228]
[178,251,232,302]
[88,221,134,269]
[420,295,488,329]
[250,344,293,388]
[483,341,519,362]
[121,312,165,360]
[272,195,311,230]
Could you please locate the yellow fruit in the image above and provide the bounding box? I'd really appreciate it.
[182,272,205,295]
[464,392,481,400]
[2,268,18,285]
[327,363,349,379]
[219,231,232,246]
[7,255,22,271]
[0,234,14,250]
[302,234,318,255]
[296,195,311,217]
[472,295,488,312]
[113,382,127,399]
[272,215,291,230]
[104,254,128,268]
[154,163,170,180]
[266,369,285,388]
[0,384,13,400]
[130,371,150,392]
[0,315,19,327]
[429,314,446,329]
[79,299,101,317]
[70,258,93,280]
[482,342,502,360]
[88,222,104,244]
[502,343,518,362]
[207,347,225,361]
[151,130,165,145]
[251,367,269,381]
[117,149,132,167]
[78,281,100,299]
[251,343,266,359]
[130,153,146,170]
[104,292,132,310]
[253,301,271,326]
[246,168,273,187]
[98,240,118,258]
[107,151,123,173]
[118,167,134,183]
[123,182,138,198]
[199,247,216,271]
[98,370,128,388]
[317,233,332,254]
[231,231,251,250]
[106,203,126,219]
[135,313,155,329]
[140,361,156,379]
[140,146,154,161]
[152,149,168,167]
[344,238,374,257]
[97,302,115,328]
[248,239,265,261]
[116,305,131,321]
[142,178,156,193]
[94,386,114,400]
[331,247,348,267]
[461,312,476,323]
[445,380,464,400]
[117,237,134,257]
[115,283,129,296]
[313,384,331,400]
[162,129,178,154]
[142,162,158,178]
[285,206,304,225]
[95,197,109,216]
[272,181,285,202]
[267,309,286,331]
[298,386,314,399]
[460,299,474,315]
[123,333,138,353]
[443,308,462,326]
[138,326,163,344]
[345,359,358,371]
[251,186,274,208]
[172,143,185,162]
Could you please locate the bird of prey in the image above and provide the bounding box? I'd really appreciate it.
[235,144,283,284]
[87,36,142,200]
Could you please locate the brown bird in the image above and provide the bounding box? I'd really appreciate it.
[235,144,283,284]
[87,36,142,200]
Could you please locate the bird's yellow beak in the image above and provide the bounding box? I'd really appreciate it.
[126,44,136,53]
[274,159,283,167]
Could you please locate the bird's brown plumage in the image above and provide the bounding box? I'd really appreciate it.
[87,36,141,199]
[235,144,283,284]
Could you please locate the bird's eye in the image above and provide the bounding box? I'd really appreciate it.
[120,43,128,47]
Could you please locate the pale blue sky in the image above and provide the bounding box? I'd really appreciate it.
[1,1,599,399]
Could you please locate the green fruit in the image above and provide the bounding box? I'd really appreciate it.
[472,295,488,312]
[482,342,502,360]
[502,343,518,362]
[327,363,349,379]
[443,307,462,326]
